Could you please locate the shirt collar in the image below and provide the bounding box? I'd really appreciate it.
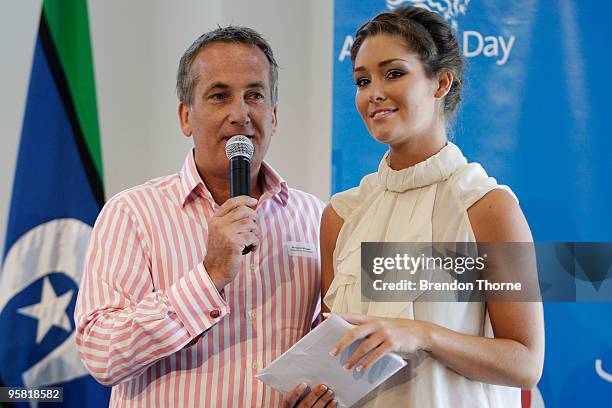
[179,149,289,207]
[260,160,289,206]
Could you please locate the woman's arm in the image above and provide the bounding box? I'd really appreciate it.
[320,204,344,313]
[428,188,544,388]
[333,189,545,389]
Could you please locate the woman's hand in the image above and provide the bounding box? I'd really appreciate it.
[329,314,432,371]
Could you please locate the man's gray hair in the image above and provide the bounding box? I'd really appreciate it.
[176,26,279,107]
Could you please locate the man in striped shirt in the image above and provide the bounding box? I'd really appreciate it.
[75,26,335,407]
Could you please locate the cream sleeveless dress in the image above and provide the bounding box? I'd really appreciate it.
[323,143,521,407]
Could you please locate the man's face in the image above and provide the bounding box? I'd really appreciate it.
[179,42,277,182]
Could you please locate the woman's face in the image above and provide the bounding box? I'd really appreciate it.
[353,34,442,148]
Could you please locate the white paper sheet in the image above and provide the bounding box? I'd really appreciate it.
[255,314,406,407]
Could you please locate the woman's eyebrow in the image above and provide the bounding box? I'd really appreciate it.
[354,58,408,73]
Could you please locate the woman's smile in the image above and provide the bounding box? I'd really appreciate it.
[369,107,399,121]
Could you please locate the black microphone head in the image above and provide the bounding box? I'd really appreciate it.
[225,135,254,161]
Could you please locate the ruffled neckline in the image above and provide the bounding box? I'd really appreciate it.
[377,142,467,192]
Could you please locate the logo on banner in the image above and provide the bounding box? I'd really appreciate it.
[386,0,470,30]
[338,0,515,66]
[595,359,612,383]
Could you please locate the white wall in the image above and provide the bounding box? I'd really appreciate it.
[0,0,333,255]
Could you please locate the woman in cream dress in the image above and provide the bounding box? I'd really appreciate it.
[320,6,544,408]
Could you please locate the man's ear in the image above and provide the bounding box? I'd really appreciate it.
[271,105,278,135]
[434,70,453,99]
[178,101,192,137]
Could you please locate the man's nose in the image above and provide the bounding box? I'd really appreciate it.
[228,99,252,127]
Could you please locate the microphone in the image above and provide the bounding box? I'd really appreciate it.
[225,135,255,255]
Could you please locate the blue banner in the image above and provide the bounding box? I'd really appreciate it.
[332,1,612,406]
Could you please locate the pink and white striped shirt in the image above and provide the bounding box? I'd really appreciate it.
[75,150,324,407]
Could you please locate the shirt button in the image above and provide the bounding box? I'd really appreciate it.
[250,263,256,271]
[252,361,258,370]
[210,309,220,318]
[250,311,257,320]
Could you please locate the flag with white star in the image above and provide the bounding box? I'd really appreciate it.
[0,0,110,406]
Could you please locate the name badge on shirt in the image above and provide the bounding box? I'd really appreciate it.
[285,241,316,259]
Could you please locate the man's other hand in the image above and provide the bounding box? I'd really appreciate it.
[282,383,336,408]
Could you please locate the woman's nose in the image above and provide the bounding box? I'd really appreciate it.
[368,81,386,104]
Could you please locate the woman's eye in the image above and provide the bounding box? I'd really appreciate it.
[355,77,370,88]
[386,70,404,79]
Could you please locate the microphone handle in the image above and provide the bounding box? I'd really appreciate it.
[230,156,251,196]
[229,156,253,255]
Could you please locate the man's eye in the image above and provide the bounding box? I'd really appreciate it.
[248,92,265,101]
[210,93,226,101]
[386,70,404,79]
[355,77,370,88]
